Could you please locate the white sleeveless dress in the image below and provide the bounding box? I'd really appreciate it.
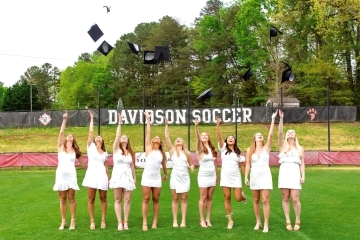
[278,150,302,190]
[219,143,244,188]
[82,142,109,190]
[197,147,216,188]
[250,151,273,190]
[170,151,190,193]
[141,150,163,188]
[109,150,136,191]
[53,150,80,191]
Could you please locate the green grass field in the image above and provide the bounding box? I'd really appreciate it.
[1,122,360,152]
[0,167,359,240]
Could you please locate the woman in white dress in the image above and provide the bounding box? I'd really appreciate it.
[54,112,86,230]
[193,118,218,228]
[216,116,246,230]
[164,117,194,228]
[278,110,305,231]
[109,113,136,231]
[82,110,109,229]
[244,110,278,233]
[141,111,167,231]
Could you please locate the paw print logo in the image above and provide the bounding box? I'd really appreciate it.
[307,108,317,121]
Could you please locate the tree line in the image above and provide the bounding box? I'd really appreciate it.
[0,0,359,118]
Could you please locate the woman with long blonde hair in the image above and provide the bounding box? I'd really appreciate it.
[277,110,305,231]
[244,110,278,233]
[164,117,194,228]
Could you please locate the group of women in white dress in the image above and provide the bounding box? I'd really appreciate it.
[52,109,305,232]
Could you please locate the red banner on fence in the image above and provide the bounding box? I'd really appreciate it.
[1,151,359,168]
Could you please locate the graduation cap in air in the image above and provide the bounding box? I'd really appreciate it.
[117,98,124,112]
[270,26,283,38]
[127,42,140,55]
[143,46,170,64]
[242,68,253,81]
[282,67,295,83]
[97,40,113,56]
[196,88,214,101]
[88,24,104,42]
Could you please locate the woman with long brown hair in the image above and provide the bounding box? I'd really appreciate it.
[53,111,86,230]
[109,113,136,230]
[141,111,167,231]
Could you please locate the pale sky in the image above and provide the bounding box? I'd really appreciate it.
[0,0,233,87]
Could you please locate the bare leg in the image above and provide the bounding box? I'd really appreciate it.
[252,190,262,230]
[142,186,151,231]
[222,187,233,229]
[99,189,107,228]
[291,189,301,230]
[180,192,188,227]
[123,190,132,230]
[281,188,292,230]
[198,187,208,228]
[58,191,67,230]
[171,189,179,227]
[68,189,76,229]
[114,188,123,230]
[262,189,271,232]
[87,188,96,229]
[205,186,215,226]
[152,187,162,228]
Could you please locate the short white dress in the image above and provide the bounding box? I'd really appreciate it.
[170,151,190,193]
[197,147,216,188]
[250,151,273,190]
[109,150,136,191]
[219,143,244,188]
[141,150,163,188]
[53,150,80,191]
[278,150,302,190]
[82,142,109,190]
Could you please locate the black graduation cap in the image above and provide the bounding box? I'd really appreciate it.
[143,51,157,64]
[97,40,113,56]
[282,67,295,83]
[242,68,253,81]
[143,46,170,64]
[270,26,283,38]
[127,42,140,55]
[88,24,104,42]
[197,88,214,101]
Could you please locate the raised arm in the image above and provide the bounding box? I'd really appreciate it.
[143,111,152,154]
[113,113,123,152]
[278,109,284,149]
[87,110,94,146]
[193,119,203,154]
[57,112,68,149]
[299,146,305,184]
[265,109,278,151]
[164,117,174,154]
[216,116,224,149]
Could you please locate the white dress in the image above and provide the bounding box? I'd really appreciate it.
[170,151,190,193]
[141,150,163,188]
[53,150,80,191]
[219,143,244,188]
[109,150,136,191]
[278,150,302,190]
[250,151,273,190]
[82,142,109,190]
[197,147,216,188]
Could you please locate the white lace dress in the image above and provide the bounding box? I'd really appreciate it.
[278,150,302,190]
[219,143,244,188]
[170,151,190,193]
[53,150,80,191]
[197,147,216,188]
[250,151,273,190]
[141,150,163,188]
[109,150,136,191]
[82,142,109,190]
